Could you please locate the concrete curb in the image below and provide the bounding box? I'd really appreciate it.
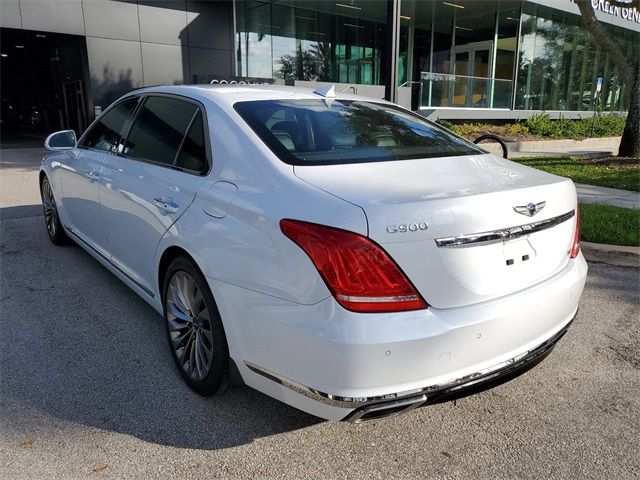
[581,241,640,268]
[477,136,621,158]
[509,136,620,155]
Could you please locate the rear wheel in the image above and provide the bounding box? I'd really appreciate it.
[163,256,229,396]
[40,176,69,245]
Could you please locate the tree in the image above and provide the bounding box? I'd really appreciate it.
[575,0,640,157]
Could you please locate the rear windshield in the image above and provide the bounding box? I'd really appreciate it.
[234,99,482,165]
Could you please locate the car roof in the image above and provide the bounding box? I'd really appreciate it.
[121,84,388,109]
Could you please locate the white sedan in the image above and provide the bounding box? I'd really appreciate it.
[40,85,587,422]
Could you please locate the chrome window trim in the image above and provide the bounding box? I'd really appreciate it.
[434,209,575,249]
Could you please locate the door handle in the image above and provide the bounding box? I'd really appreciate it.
[84,170,100,181]
[153,197,179,214]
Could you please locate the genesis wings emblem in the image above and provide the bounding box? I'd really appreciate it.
[514,201,546,217]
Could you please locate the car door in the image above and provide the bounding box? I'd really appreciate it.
[58,96,139,252]
[98,94,210,296]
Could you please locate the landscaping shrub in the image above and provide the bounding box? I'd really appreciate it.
[449,122,483,138]
[524,113,554,137]
[524,113,626,139]
[437,114,626,141]
[436,119,454,130]
[506,122,529,136]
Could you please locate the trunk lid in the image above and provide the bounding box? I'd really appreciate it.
[294,154,578,309]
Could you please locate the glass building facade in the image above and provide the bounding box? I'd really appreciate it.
[2,0,638,136]
[235,0,390,85]
[400,0,522,109]
[516,2,638,112]
[234,0,640,114]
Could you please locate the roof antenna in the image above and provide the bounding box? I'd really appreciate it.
[313,84,336,98]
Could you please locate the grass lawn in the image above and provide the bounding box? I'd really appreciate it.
[580,203,640,247]
[513,156,640,192]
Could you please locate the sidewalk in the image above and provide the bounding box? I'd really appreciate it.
[576,183,640,209]
[479,136,639,209]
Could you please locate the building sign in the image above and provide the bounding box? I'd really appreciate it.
[207,75,275,85]
[590,0,640,24]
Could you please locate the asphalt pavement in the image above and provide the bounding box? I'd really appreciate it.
[1,148,639,479]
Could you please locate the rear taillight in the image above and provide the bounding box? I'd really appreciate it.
[570,205,581,258]
[280,219,428,313]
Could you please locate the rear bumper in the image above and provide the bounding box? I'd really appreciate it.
[210,253,587,421]
[247,308,570,411]
[342,314,572,422]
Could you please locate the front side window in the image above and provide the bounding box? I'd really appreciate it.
[81,97,138,153]
[123,96,205,170]
[234,99,482,165]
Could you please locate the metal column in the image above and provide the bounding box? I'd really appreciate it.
[384,0,401,103]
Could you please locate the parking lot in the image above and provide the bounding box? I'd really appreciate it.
[1,148,639,479]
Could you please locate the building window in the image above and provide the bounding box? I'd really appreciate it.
[403,0,520,110]
[515,3,637,112]
[235,0,389,85]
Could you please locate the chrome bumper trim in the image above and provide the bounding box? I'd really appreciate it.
[244,312,575,410]
[434,209,575,248]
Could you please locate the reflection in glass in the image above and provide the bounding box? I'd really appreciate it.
[234,99,481,165]
[82,97,138,152]
[235,0,637,112]
[515,4,637,112]
[235,0,388,85]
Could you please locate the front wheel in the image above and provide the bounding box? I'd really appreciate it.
[40,176,69,245]
[163,256,229,396]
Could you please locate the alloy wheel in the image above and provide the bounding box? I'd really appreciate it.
[166,271,214,381]
[42,179,57,238]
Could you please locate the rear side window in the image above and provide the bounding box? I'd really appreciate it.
[81,97,138,153]
[123,96,205,170]
[234,99,482,165]
[175,111,207,172]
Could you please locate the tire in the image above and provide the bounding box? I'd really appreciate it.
[163,256,229,396]
[40,176,69,245]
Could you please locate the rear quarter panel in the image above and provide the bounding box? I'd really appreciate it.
[158,99,368,306]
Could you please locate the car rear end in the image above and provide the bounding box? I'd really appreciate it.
[230,94,587,422]
[242,252,584,422]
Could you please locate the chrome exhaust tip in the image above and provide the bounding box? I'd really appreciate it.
[345,394,427,423]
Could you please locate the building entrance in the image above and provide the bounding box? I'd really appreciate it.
[452,41,493,108]
[1,28,91,143]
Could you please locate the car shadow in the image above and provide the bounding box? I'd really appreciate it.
[0,211,323,451]
[0,204,44,220]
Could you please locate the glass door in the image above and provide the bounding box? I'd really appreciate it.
[471,48,491,107]
[452,41,493,108]
[453,51,470,106]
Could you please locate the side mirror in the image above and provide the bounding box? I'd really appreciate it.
[45,130,77,151]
